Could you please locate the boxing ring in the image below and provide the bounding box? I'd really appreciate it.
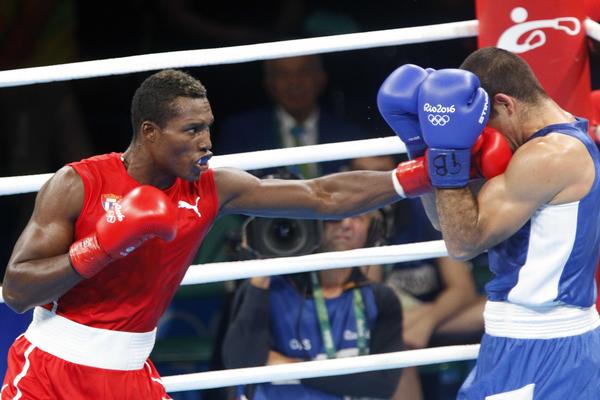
[1,6,599,394]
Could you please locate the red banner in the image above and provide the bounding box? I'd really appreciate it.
[585,0,600,21]
[476,0,591,119]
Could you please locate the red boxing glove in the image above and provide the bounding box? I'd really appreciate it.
[471,126,513,179]
[391,126,512,198]
[69,185,178,278]
[391,158,431,198]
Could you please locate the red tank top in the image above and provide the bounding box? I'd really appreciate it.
[47,153,218,332]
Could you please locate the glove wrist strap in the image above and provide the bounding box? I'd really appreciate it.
[69,234,112,279]
[427,148,471,188]
[393,158,432,198]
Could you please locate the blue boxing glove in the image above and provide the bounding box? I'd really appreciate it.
[377,64,433,159]
[418,69,489,188]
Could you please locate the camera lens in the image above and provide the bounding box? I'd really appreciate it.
[264,219,307,256]
[243,217,322,258]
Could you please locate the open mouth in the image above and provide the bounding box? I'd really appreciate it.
[196,156,210,170]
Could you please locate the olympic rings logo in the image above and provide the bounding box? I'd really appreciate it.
[427,114,450,126]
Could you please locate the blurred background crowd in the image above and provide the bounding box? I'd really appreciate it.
[1,1,599,399]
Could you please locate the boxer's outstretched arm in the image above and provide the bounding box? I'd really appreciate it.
[2,167,84,313]
[214,167,402,219]
[436,134,594,260]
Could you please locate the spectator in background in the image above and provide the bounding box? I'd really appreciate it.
[351,156,482,400]
[217,55,369,178]
[222,210,403,399]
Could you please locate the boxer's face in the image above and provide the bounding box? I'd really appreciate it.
[149,97,214,182]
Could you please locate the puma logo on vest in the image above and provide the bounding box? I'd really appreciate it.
[178,196,201,218]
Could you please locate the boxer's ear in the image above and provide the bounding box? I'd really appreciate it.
[141,121,159,142]
[493,94,515,115]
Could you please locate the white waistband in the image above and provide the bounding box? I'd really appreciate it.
[484,301,600,339]
[24,307,156,370]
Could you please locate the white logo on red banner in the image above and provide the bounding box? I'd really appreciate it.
[497,7,580,54]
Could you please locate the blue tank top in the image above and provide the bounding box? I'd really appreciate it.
[250,276,378,400]
[486,118,600,307]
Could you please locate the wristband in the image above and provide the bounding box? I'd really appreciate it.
[426,148,471,188]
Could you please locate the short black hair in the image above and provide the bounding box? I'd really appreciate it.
[460,47,547,116]
[130,69,207,138]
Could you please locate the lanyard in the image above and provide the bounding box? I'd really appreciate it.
[310,272,368,359]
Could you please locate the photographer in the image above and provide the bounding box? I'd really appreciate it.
[222,210,403,399]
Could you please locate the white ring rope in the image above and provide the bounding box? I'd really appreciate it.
[0,136,406,196]
[0,240,448,304]
[181,240,447,285]
[586,18,600,42]
[163,344,480,393]
[0,173,55,197]
[0,20,478,88]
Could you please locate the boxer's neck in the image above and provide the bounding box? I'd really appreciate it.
[121,145,176,189]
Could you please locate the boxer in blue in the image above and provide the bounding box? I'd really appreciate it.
[379,47,600,399]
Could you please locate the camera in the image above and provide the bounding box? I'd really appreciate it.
[242,217,323,258]
[239,169,323,258]
[238,169,393,259]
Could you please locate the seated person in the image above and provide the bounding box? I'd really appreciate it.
[222,210,403,399]
[217,54,368,177]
